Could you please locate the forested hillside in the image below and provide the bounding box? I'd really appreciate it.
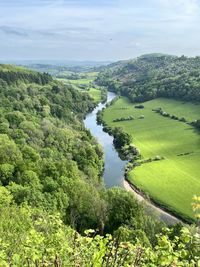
[0,64,106,231]
[0,65,52,85]
[96,54,200,102]
[0,65,199,266]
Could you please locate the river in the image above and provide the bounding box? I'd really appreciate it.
[84,91,180,225]
[84,92,127,188]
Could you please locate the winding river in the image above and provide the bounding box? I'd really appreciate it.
[84,92,180,225]
[84,92,127,188]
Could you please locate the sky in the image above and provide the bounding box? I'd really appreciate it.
[0,0,200,61]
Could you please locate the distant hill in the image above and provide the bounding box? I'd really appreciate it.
[0,64,33,73]
[96,54,200,102]
[0,64,52,85]
[0,60,112,74]
[15,61,111,77]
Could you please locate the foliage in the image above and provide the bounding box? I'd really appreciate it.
[113,115,134,122]
[192,195,200,224]
[135,104,144,109]
[97,54,200,105]
[0,193,199,266]
[101,87,108,103]
[0,65,105,232]
[0,64,52,85]
[112,127,132,149]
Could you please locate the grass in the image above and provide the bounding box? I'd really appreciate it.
[67,78,94,85]
[60,72,98,85]
[56,77,94,85]
[103,97,200,220]
[57,72,101,103]
[56,78,71,84]
[87,88,101,102]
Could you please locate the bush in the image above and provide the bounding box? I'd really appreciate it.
[113,116,134,122]
[179,117,187,122]
[193,119,200,129]
[139,115,145,119]
[135,104,144,109]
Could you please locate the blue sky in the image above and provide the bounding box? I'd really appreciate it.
[0,0,200,60]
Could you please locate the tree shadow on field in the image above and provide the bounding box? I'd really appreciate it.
[184,126,199,134]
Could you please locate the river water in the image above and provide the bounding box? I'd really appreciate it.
[84,91,180,225]
[84,92,127,188]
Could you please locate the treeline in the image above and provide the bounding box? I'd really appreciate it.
[113,115,134,122]
[153,107,187,122]
[101,87,108,103]
[0,64,52,85]
[96,54,200,103]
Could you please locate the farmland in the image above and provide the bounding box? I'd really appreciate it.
[57,72,102,102]
[86,88,101,102]
[103,97,200,220]
[59,72,98,85]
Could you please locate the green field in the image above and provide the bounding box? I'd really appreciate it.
[59,72,98,85]
[87,88,101,102]
[57,72,101,103]
[103,97,200,220]
[56,77,94,85]
[66,78,94,85]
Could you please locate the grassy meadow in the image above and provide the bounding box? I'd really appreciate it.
[61,72,98,85]
[67,72,101,102]
[86,88,101,102]
[103,97,200,220]
[57,72,101,102]
[66,78,94,85]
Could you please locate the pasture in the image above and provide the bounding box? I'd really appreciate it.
[103,97,200,220]
[63,72,98,85]
[87,88,101,102]
[57,72,101,103]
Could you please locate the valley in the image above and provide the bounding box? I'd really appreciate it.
[1,55,199,265]
[1,0,200,263]
[103,96,200,221]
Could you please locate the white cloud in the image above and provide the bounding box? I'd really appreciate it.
[158,0,199,15]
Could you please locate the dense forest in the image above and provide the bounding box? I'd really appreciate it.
[96,54,200,103]
[0,64,106,231]
[0,64,199,266]
[0,65,52,85]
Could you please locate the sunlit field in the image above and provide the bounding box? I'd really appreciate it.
[103,97,200,220]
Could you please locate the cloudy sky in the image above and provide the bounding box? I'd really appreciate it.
[0,0,200,61]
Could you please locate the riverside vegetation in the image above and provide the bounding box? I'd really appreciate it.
[0,63,199,266]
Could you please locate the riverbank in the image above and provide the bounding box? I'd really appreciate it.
[124,179,180,225]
